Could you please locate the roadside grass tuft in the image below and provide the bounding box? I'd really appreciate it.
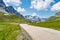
[0,22,22,40]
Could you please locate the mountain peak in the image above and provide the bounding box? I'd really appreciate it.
[25,14,41,22]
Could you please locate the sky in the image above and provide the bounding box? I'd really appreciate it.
[3,0,60,18]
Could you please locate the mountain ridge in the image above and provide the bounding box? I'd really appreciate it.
[0,0,23,17]
[25,14,41,22]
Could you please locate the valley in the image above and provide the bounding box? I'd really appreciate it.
[0,0,60,40]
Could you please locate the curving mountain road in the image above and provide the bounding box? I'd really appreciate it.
[20,24,60,40]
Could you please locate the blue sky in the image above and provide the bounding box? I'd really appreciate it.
[3,0,60,18]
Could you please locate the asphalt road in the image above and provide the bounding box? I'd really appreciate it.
[20,24,60,40]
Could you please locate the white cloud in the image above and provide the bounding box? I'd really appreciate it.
[31,13,41,17]
[17,7,26,12]
[30,12,46,18]
[3,0,10,2]
[3,0,22,6]
[51,2,60,11]
[30,0,54,10]
[31,13,37,16]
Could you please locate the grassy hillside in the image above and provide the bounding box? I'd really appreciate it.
[0,11,28,40]
[30,20,60,30]
[0,11,31,23]
[46,16,60,22]
[46,12,60,22]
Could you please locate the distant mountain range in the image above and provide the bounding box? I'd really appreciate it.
[25,14,47,22]
[0,0,48,22]
[2,0,60,22]
[0,0,23,17]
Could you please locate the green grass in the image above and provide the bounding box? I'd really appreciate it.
[0,11,28,40]
[30,20,60,30]
[0,22,22,40]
